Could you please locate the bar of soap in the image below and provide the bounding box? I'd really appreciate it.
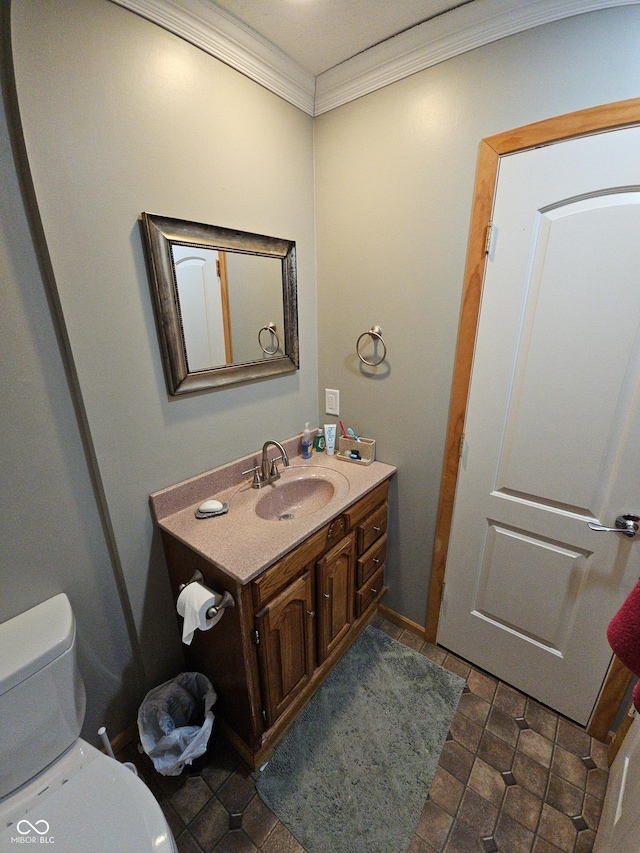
[199,499,225,514]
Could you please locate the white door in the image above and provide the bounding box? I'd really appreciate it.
[172,245,227,370]
[437,126,640,725]
[594,711,640,852]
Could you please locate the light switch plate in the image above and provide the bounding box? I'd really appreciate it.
[325,388,340,416]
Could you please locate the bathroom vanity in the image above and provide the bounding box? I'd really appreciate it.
[150,437,395,769]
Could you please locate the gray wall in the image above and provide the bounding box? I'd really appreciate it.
[314,6,640,627]
[3,0,640,742]
[0,70,140,738]
[5,0,316,739]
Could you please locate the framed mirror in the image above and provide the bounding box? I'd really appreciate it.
[141,213,299,394]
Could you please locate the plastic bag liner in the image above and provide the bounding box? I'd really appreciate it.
[138,672,216,776]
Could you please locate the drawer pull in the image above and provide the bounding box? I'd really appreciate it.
[373,558,380,565]
[373,526,382,533]
[371,588,378,594]
[307,610,315,618]
[323,592,330,599]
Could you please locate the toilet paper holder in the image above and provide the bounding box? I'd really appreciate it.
[178,570,235,619]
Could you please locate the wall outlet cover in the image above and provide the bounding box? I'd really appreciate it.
[325,388,340,415]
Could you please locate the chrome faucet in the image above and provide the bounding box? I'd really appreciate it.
[244,440,290,488]
[261,440,289,484]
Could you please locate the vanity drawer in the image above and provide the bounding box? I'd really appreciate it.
[355,565,385,617]
[356,502,388,555]
[253,524,327,608]
[356,534,386,587]
[343,481,389,529]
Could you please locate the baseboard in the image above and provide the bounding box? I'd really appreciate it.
[108,721,139,754]
[377,604,426,641]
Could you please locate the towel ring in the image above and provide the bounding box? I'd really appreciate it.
[258,322,280,356]
[356,325,387,366]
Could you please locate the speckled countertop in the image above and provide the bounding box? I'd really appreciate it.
[150,435,396,585]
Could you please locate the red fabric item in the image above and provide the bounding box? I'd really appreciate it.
[607,579,640,711]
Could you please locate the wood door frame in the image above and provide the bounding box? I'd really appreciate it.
[217,251,234,364]
[425,97,640,739]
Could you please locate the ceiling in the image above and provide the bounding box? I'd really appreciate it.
[114,0,638,114]
[209,0,473,76]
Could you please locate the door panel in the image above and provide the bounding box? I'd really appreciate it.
[497,196,640,514]
[437,126,640,724]
[475,523,588,652]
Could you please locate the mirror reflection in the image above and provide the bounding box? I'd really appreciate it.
[172,246,285,370]
[225,252,285,364]
[141,213,298,395]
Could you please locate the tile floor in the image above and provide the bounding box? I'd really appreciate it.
[120,616,610,853]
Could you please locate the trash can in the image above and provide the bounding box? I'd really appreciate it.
[137,672,216,776]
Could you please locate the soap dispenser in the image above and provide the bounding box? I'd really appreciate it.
[302,422,313,459]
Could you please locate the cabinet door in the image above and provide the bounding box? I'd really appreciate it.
[317,532,355,664]
[255,570,316,728]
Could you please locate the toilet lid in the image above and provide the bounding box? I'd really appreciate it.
[0,749,176,853]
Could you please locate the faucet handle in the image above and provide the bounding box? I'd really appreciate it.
[241,465,263,488]
[269,458,281,480]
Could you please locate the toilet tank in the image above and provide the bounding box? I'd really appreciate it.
[0,594,86,799]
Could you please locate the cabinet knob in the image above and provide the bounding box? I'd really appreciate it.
[323,592,331,599]
[307,610,315,618]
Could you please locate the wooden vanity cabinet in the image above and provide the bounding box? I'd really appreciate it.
[254,531,356,729]
[161,477,390,769]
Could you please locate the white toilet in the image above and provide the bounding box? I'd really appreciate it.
[0,593,177,852]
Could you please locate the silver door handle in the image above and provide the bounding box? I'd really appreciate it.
[588,514,640,538]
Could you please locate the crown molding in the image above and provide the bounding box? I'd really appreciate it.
[314,0,640,114]
[111,0,638,117]
[110,0,316,115]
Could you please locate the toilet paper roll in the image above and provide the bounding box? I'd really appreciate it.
[177,582,224,645]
